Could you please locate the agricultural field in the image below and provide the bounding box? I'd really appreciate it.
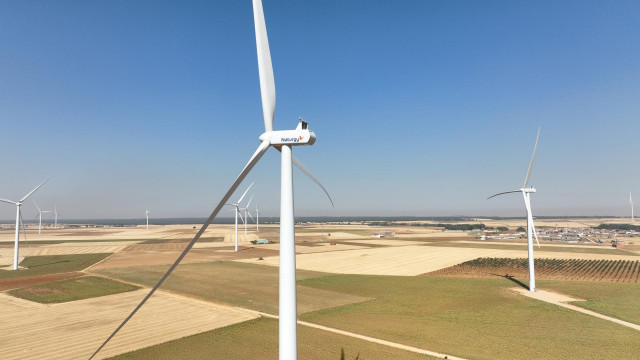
[0,253,111,279]
[93,261,371,315]
[425,241,640,256]
[423,257,640,283]
[539,280,640,325]
[298,275,640,360]
[8,275,139,303]
[107,317,440,360]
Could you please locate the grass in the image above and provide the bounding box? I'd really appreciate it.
[0,239,147,245]
[424,241,640,256]
[93,261,370,315]
[107,317,440,360]
[0,253,111,279]
[7,275,139,303]
[298,275,640,360]
[540,280,640,325]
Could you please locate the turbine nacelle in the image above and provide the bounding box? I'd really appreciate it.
[259,120,316,146]
[521,187,536,194]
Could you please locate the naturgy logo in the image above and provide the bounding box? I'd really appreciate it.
[280,137,300,142]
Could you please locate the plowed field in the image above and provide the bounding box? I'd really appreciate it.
[423,258,640,283]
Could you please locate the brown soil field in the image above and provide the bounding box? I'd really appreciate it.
[423,258,640,283]
[91,247,279,270]
[0,272,84,291]
[0,289,258,360]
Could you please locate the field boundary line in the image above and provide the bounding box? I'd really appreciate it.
[238,308,467,360]
[512,288,640,331]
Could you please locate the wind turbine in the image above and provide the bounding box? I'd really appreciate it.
[255,202,260,231]
[226,182,254,252]
[0,178,49,270]
[241,194,254,234]
[53,203,61,228]
[488,127,540,292]
[32,200,52,235]
[145,210,150,229]
[90,1,333,358]
[630,193,634,223]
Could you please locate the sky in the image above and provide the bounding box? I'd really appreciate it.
[1,0,639,220]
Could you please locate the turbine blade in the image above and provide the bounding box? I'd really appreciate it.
[237,181,255,204]
[253,0,275,132]
[523,127,540,188]
[19,209,27,242]
[532,221,540,248]
[487,190,521,200]
[247,211,255,221]
[291,155,334,207]
[246,195,253,209]
[20,177,50,203]
[238,210,245,224]
[32,199,41,212]
[89,139,271,360]
[0,198,17,205]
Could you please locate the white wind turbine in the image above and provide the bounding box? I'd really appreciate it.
[255,202,260,231]
[488,127,540,292]
[90,1,332,358]
[0,178,49,270]
[227,182,254,252]
[145,210,150,229]
[630,193,634,223]
[241,194,254,234]
[53,203,61,228]
[32,200,52,235]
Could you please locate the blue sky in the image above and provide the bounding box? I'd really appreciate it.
[1,0,639,220]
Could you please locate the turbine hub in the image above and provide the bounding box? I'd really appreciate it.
[522,187,536,193]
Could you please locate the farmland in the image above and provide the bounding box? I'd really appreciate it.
[423,258,640,283]
[298,275,640,360]
[107,317,441,360]
[8,275,139,303]
[0,253,111,279]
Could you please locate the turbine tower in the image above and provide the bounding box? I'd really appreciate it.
[241,195,254,234]
[90,1,333,358]
[32,200,52,235]
[0,178,49,270]
[145,210,150,229]
[630,193,634,223]
[255,202,260,231]
[488,127,540,292]
[226,182,254,252]
[53,203,61,228]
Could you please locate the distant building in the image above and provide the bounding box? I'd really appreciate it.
[372,230,394,238]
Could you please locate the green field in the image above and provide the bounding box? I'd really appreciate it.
[540,280,640,325]
[94,261,370,314]
[298,275,640,360]
[107,317,439,360]
[0,253,111,279]
[425,241,639,256]
[0,239,146,245]
[7,275,139,303]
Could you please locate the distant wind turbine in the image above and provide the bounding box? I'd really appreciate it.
[53,204,62,228]
[0,178,49,270]
[630,193,634,223]
[32,200,52,235]
[226,182,254,252]
[89,1,333,358]
[488,127,541,292]
[241,194,254,234]
[255,202,260,231]
[145,210,150,229]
